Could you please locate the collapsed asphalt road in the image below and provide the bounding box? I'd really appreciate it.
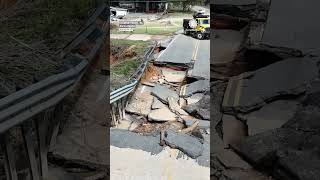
[211,1,320,180]
[110,34,210,178]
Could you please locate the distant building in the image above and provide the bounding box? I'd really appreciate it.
[110,0,169,13]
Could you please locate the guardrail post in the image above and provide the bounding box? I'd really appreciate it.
[36,111,52,179]
[1,134,18,180]
[22,122,40,180]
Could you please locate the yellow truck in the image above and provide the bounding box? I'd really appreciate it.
[183,13,210,40]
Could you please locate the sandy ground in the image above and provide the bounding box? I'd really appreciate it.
[110,146,210,180]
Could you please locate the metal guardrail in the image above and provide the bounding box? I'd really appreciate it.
[0,4,108,180]
[110,42,156,104]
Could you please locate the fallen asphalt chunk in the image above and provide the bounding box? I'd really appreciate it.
[243,100,299,136]
[183,93,210,120]
[148,106,177,122]
[237,128,308,167]
[126,85,154,116]
[186,93,204,105]
[180,80,210,97]
[151,85,179,104]
[163,129,204,159]
[151,97,166,109]
[168,96,188,115]
[182,116,210,128]
[110,129,163,154]
[222,57,319,113]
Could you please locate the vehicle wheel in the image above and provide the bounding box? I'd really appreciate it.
[197,32,204,40]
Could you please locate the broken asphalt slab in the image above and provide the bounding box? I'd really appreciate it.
[180,80,210,97]
[155,34,195,65]
[191,40,210,79]
[126,85,154,116]
[148,106,177,122]
[243,100,300,136]
[163,129,204,159]
[261,0,320,53]
[151,85,179,104]
[110,129,163,154]
[184,93,210,120]
[151,97,166,109]
[222,57,320,113]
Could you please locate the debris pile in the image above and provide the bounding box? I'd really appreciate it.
[211,0,320,179]
[113,35,210,167]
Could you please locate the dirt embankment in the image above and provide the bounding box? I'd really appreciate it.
[110,39,150,91]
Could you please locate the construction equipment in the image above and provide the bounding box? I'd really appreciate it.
[183,10,210,40]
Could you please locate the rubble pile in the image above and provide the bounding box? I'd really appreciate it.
[112,35,210,167]
[211,0,320,179]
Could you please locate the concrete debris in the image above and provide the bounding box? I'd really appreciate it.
[168,96,189,115]
[151,85,179,104]
[180,80,210,97]
[180,120,199,134]
[110,129,163,154]
[222,57,319,113]
[182,116,210,128]
[184,93,210,120]
[148,106,177,122]
[187,93,204,105]
[243,100,299,136]
[126,85,154,116]
[151,97,166,109]
[161,68,186,83]
[222,115,247,148]
[163,129,204,159]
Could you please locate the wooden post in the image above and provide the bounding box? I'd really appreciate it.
[22,122,40,180]
[0,134,18,180]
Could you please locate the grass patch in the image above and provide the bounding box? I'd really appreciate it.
[1,0,96,46]
[111,58,141,77]
[111,39,149,56]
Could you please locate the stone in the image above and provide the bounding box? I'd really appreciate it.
[224,169,271,180]
[161,68,186,83]
[187,93,204,105]
[151,85,179,104]
[180,80,210,97]
[110,129,163,154]
[151,97,166,109]
[222,115,247,148]
[163,129,204,158]
[148,106,177,122]
[168,96,188,115]
[302,81,320,108]
[126,85,154,116]
[184,93,210,120]
[244,100,299,136]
